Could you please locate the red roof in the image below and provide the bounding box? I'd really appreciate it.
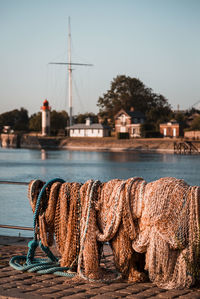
[41,99,50,111]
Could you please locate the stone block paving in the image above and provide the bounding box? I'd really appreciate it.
[0,236,200,299]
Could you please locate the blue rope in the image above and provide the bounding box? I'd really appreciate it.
[9,177,122,282]
[33,178,65,240]
[9,255,76,277]
[9,178,76,277]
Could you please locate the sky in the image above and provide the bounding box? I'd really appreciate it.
[0,0,200,117]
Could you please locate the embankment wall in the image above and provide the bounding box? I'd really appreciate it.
[1,134,200,152]
[60,137,176,152]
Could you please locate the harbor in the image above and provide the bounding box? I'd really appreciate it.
[1,1,200,296]
[1,147,200,238]
[1,134,200,154]
[0,140,200,298]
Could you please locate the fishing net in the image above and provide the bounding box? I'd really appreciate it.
[28,176,200,289]
[133,177,200,289]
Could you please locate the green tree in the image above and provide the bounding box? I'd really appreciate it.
[50,110,69,135]
[29,110,69,135]
[97,75,172,130]
[73,112,98,124]
[0,108,29,132]
[190,115,200,130]
[186,108,200,116]
[145,94,173,130]
[173,112,188,136]
[29,112,42,132]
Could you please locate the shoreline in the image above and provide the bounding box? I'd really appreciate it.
[61,144,175,153]
[1,134,200,153]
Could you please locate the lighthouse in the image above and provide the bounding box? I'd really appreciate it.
[41,99,51,136]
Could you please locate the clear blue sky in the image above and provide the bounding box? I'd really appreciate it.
[0,0,200,116]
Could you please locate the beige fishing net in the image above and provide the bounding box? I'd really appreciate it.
[133,177,200,289]
[28,176,200,289]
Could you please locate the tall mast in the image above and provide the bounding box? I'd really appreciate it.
[68,17,73,126]
[49,17,93,127]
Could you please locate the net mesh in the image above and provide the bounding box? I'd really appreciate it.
[28,177,200,289]
[133,177,200,289]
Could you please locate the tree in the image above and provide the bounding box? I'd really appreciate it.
[186,108,200,116]
[73,112,98,124]
[50,110,69,135]
[0,108,29,132]
[97,75,172,130]
[173,112,188,136]
[190,115,200,130]
[29,110,69,135]
[29,112,42,132]
[145,94,173,130]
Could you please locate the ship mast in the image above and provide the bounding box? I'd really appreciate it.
[68,17,73,126]
[49,17,93,126]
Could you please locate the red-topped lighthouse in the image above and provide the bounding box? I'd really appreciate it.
[41,99,51,136]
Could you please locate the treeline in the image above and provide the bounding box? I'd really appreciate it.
[0,108,99,136]
[0,109,69,135]
[0,75,200,136]
[97,75,200,136]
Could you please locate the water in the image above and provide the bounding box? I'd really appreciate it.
[0,147,199,237]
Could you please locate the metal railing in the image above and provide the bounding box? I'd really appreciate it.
[0,180,31,232]
[0,181,29,185]
[0,224,33,231]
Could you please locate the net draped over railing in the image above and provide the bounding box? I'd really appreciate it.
[27,176,200,289]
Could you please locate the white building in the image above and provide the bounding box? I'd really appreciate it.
[68,118,110,138]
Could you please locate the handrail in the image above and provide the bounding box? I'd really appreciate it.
[0,181,29,185]
[0,181,31,231]
[0,224,33,231]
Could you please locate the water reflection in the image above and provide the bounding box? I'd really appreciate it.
[104,151,145,162]
[41,149,47,160]
[102,151,169,163]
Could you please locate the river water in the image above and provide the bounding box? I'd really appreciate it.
[0,147,199,237]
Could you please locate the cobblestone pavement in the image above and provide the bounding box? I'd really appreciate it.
[0,236,200,299]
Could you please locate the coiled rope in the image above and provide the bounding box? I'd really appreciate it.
[9,178,76,277]
[9,178,122,281]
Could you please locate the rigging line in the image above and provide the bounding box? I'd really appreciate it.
[70,35,91,66]
[50,66,66,111]
[56,68,67,111]
[73,77,85,112]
